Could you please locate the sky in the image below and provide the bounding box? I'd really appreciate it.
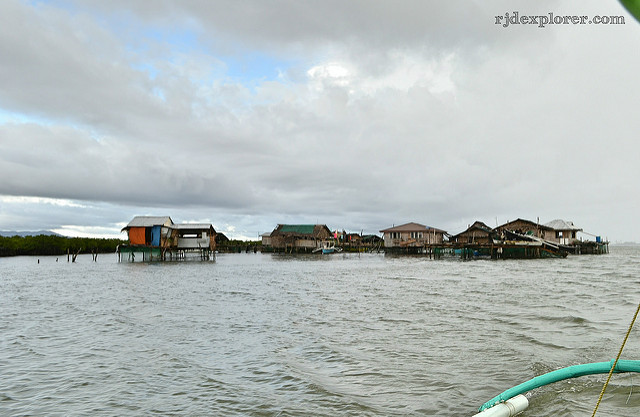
[0,0,639,242]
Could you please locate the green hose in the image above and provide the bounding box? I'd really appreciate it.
[479,359,640,412]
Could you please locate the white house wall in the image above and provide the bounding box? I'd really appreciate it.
[177,236,211,249]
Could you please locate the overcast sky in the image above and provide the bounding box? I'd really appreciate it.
[0,0,638,241]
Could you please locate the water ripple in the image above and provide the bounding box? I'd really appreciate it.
[1,249,639,415]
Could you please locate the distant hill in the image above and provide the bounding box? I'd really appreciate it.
[0,230,63,237]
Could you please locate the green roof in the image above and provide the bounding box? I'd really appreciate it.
[279,224,316,234]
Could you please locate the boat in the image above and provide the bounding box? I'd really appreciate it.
[312,241,341,254]
[322,246,337,254]
[501,229,568,258]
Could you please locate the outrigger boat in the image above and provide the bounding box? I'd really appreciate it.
[312,241,342,254]
[322,245,337,254]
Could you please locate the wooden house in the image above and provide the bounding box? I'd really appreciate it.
[339,232,367,252]
[121,216,174,247]
[544,219,583,245]
[450,221,496,245]
[269,224,333,251]
[379,222,447,248]
[216,233,230,245]
[260,232,272,247]
[173,223,217,251]
[343,233,362,245]
[361,234,383,246]
[495,218,554,241]
[120,216,216,261]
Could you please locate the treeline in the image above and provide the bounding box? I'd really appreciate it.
[0,234,126,257]
[216,240,262,253]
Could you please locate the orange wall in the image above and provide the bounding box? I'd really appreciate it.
[128,227,146,245]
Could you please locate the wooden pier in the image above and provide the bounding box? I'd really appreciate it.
[117,245,214,262]
[561,241,609,255]
[383,238,613,259]
[383,241,571,259]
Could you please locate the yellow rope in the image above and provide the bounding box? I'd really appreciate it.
[591,302,640,416]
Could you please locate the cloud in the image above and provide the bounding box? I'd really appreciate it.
[0,0,638,241]
[68,0,499,50]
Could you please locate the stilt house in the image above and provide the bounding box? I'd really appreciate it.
[495,218,554,241]
[269,224,333,251]
[544,219,582,245]
[379,222,447,248]
[450,221,496,245]
[173,223,217,251]
[121,216,174,247]
[120,216,217,261]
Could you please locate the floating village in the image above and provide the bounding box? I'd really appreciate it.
[118,216,609,262]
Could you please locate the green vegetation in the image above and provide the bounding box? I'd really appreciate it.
[620,0,640,23]
[0,234,126,257]
[217,239,262,253]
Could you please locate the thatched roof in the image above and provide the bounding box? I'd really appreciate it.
[451,221,494,238]
[496,218,554,231]
[215,233,229,243]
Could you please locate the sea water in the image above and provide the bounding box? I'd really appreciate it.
[1,247,640,416]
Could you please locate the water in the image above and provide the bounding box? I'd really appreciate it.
[2,247,640,416]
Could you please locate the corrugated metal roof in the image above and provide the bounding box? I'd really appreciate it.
[123,216,173,229]
[544,219,582,231]
[379,222,447,234]
[278,224,317,235]
[172,223,213,230]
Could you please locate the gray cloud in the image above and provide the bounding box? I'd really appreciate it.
[70,0,501,50]
[0,0,638,241]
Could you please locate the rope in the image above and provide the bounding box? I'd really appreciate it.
[591,301,640,416]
